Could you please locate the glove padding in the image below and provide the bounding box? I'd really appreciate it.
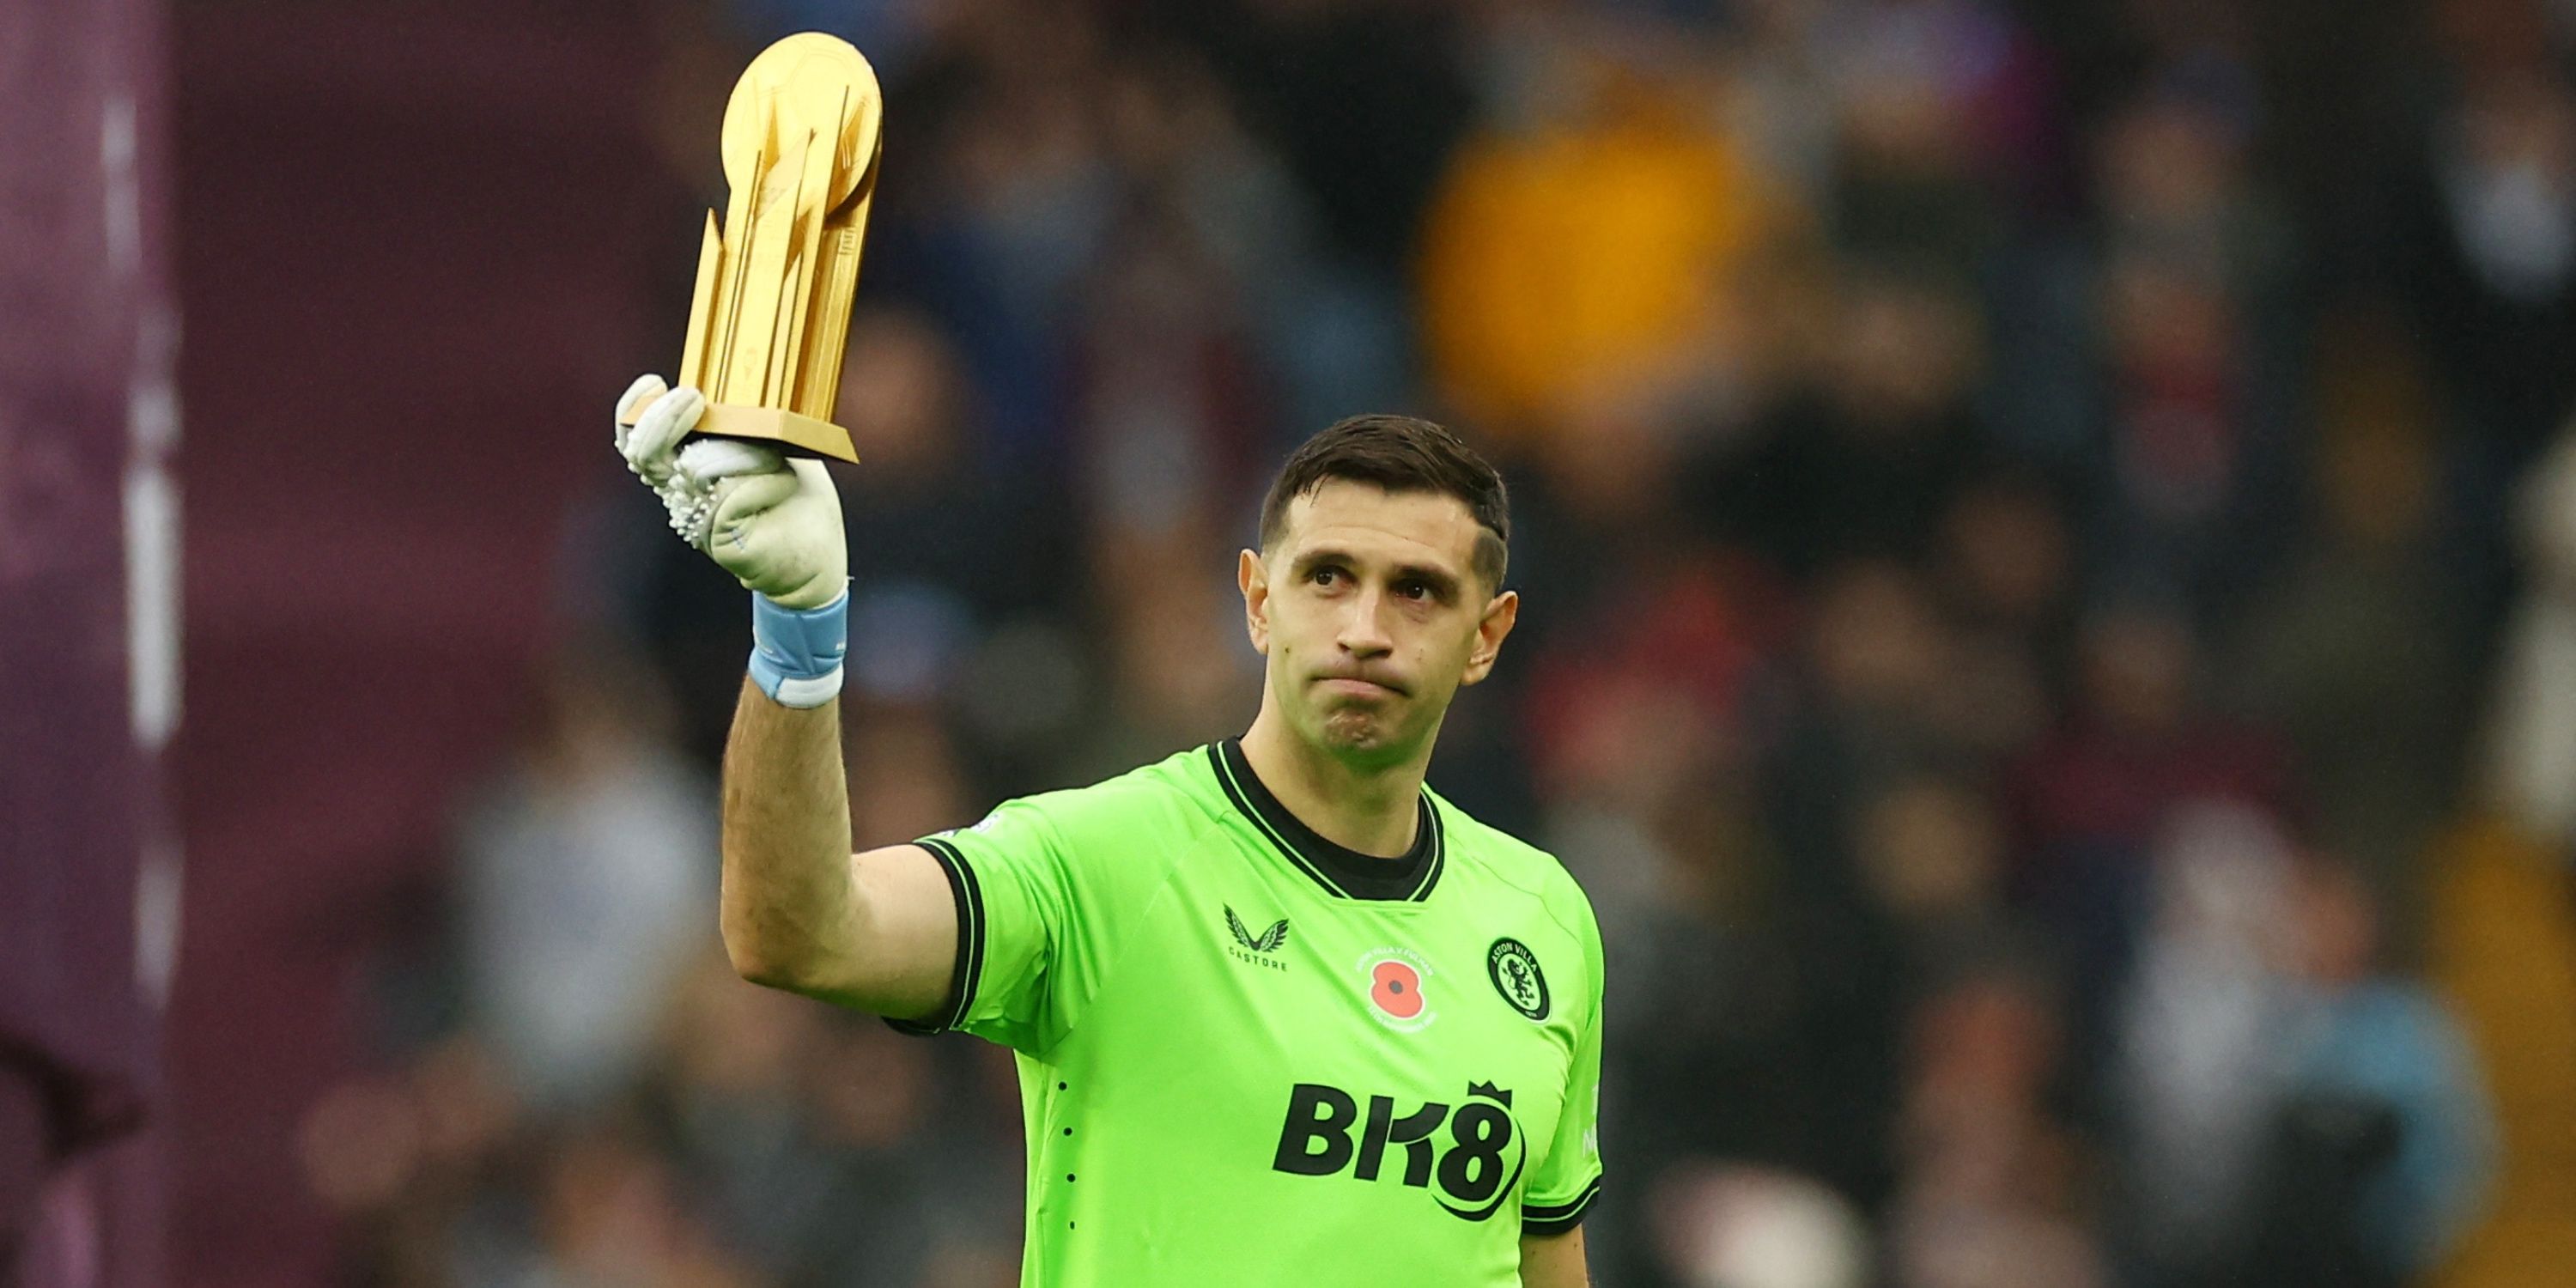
[616,374,848,611]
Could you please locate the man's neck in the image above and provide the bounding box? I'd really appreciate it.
[1236,710,1430,860]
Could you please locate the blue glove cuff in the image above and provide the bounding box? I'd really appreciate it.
[749,587,849,708]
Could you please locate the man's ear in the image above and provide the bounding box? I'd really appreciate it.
[1460,589,1519,686]
[1238,548,1271,655]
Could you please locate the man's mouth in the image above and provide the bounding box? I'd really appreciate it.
[1318,675,1404,698]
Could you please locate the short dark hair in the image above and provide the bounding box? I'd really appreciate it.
[1257,414,1510,590]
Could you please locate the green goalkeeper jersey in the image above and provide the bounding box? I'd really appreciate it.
[887,738,1606,1286]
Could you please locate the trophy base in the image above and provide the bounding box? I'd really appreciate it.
[618,393,860,465]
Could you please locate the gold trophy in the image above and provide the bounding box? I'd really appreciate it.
[618,33,883,464]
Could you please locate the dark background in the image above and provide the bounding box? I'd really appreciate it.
[7,0,2576,1285]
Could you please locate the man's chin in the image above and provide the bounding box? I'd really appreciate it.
[1312,708,1412,761]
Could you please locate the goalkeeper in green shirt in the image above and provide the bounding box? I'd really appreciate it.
[617,376,1605,1287]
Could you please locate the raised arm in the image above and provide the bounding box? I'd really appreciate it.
[716,678,957,1019]
[616,376,960,1022]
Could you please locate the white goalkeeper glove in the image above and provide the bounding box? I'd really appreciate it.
[615,374,848,610]
[616,374,850,706]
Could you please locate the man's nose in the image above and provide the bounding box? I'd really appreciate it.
[1338,587,1396,656]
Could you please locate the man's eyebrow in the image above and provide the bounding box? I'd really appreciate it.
[1290,547,1461,599]
[1286,548,1351,579]
[1393,562,1463,599]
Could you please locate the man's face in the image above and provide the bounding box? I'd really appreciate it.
[1239,480,1518,766]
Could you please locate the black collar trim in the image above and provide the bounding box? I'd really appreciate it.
[1207,738,1444,902]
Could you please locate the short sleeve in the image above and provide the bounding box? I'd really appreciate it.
[1522,902,1605,1234]
[877,797,1066,1052]
[882,782,1166,1055]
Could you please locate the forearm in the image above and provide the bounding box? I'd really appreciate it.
[718,675,859,987]
[617,378,864,987]
[1520,1228,1589,1288]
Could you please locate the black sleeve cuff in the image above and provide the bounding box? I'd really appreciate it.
[882,835,986,1038]
[1522,1174,1601,1236]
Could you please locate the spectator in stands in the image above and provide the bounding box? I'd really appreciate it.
[2228,859,2497,1288]
[449,644,715,1115]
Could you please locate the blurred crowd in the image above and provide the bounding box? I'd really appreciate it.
[306,0,2576,1284]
